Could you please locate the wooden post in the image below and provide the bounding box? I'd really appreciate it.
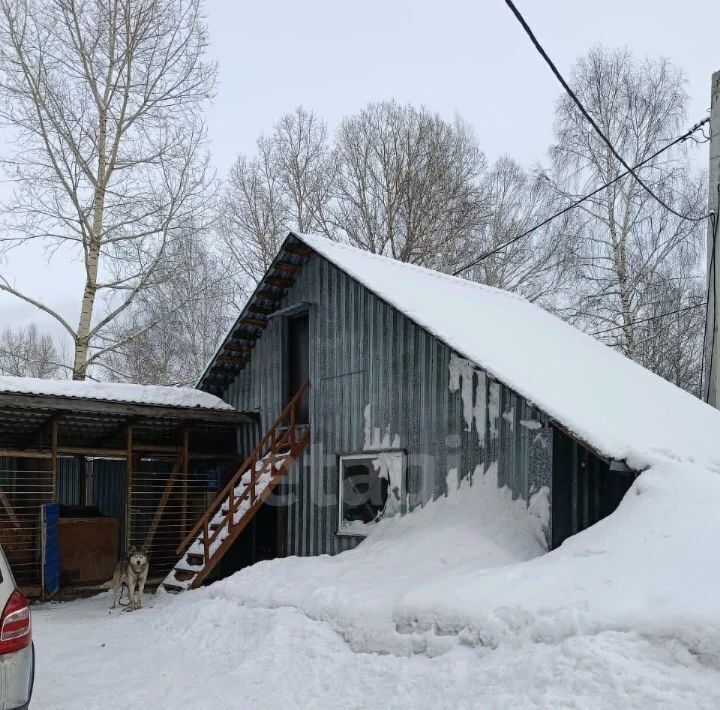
[290,397,296,448]
[270,425,276,473]
[50,420,58,502]
[250,452,256,504]
[203,521,209,564]
[125,426,133,552]
[143,455,183,549]
[228,482,234,529]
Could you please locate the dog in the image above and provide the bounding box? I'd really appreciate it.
[111,546,149,611]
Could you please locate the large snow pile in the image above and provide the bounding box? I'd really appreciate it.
[295,232,720,469]
[201,460,720,664]
[204,467,547,654]
[397,461,720,657]
[31,463,720,709]
[0,374,234,410]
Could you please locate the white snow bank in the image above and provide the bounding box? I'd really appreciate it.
[33,590,720,709]
[396,461,720,660]
[30,466,720,708]
[203,468,547,654]
[198,460,720,665]
[295,232,720,470]
[0,374,234,410]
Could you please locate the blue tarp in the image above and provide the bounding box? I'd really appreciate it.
[42,503,60,596]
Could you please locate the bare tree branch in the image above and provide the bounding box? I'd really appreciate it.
[0,0,217,379]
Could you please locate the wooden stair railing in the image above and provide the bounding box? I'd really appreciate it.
[162,381,309,592]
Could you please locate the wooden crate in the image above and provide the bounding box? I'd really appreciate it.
[58,517,119,585]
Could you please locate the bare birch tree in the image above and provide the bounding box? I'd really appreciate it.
[98,229,233,385]
[0,323,66,377]
[219,107,334,301]
[551,47,706,387]
[272,107,335,236]
[218,148,288,302]
[460,156,578,307]
[622,269,704,395]
[0,0,216,379]
[332,101,487,272]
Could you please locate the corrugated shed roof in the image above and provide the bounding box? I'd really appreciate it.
[291,233,720,471]
[0,375,235,411]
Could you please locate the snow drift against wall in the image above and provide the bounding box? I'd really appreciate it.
[395,461,720,659]
[201,467,547,655]
[185,458,719,666]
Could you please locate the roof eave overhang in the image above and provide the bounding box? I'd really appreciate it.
[196,231,313,393]
[0,390,255,424]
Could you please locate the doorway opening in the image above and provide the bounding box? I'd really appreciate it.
[286,312,310,424]
[551,428,635,548]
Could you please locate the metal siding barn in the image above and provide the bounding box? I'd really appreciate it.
[178,230,662,590]
[224,251,555,557]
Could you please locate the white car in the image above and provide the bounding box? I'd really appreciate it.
[0,546,34,710]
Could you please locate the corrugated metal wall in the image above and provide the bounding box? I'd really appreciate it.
[551,429,633,548]
[87,459,126,527]
[57,457,82,505]
[56,457,126,520]
[225,253,553,557]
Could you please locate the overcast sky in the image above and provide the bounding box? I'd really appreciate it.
[1,0,717,341]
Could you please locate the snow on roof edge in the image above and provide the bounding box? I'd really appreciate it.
[0,375,236,411]
[292,232,720,471]
[290,233,606,442]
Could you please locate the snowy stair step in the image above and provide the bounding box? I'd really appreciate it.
[161,425,310,593]
[173,566,201,577]
[172,568,198,583]
[162,583,184,594]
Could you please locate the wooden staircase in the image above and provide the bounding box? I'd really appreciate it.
[162,382,310,592]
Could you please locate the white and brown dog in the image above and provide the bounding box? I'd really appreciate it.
[110,546,149,611]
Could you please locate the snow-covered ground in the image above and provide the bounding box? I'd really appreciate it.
[33,464,720,709]
[32,592,720,710]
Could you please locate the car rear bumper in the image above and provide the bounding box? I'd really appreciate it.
[0,643,34,709]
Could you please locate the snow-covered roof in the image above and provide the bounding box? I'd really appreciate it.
[294,232,720,471]
[0,375,234,411]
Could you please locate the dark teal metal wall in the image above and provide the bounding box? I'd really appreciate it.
[224,252,553,557]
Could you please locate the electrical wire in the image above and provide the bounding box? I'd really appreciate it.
[591,302,705,337]
[504,0,709,224]
[453,117,710,276]
[690,131,711,145]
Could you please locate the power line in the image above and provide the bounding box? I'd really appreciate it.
[453,117,709,276]
[591,302,704,337]
[504,0,709,224]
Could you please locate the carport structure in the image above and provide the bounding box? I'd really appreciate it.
[0,377,253,596]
